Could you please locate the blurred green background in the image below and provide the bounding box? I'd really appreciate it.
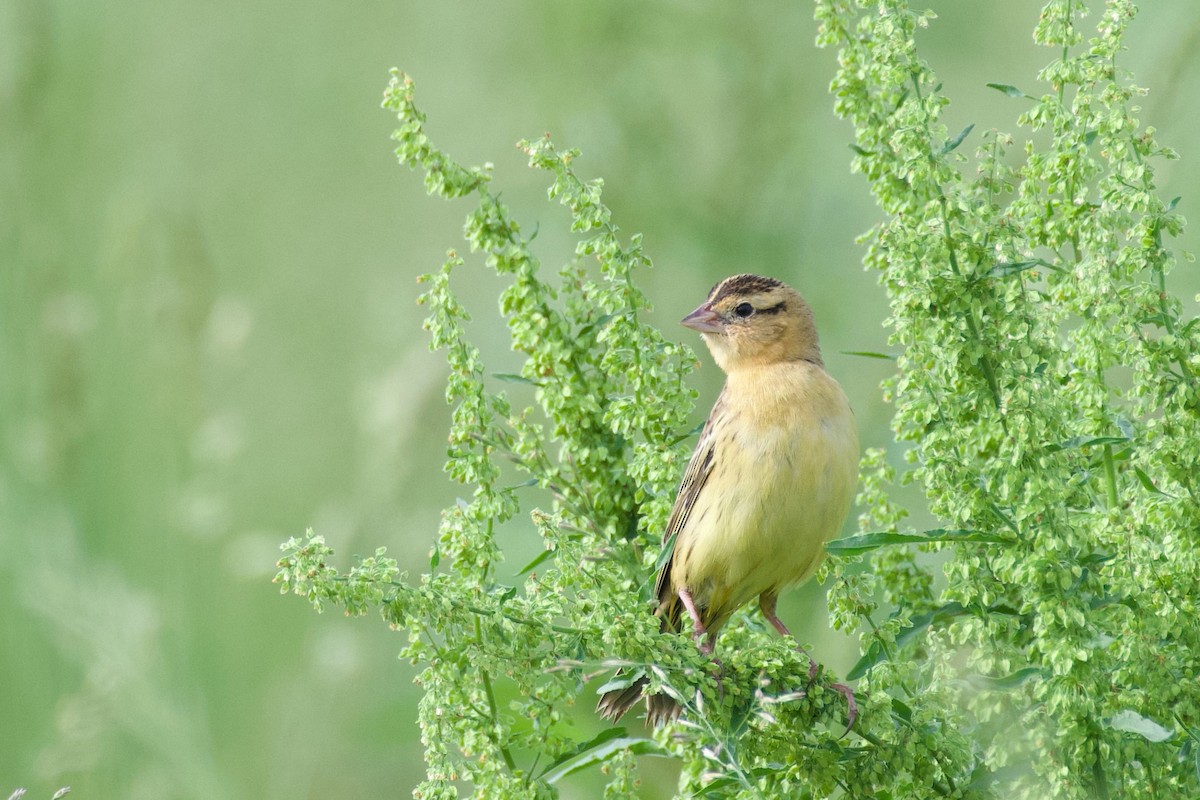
[3,1,1197,796]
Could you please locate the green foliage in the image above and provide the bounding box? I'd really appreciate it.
[817,0,1200,796]
[277,2,1199,797]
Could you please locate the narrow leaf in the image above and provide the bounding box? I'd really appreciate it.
[577,312,617,338]
[1134,467,1172,497]
[827,528,1008,556]
[696,776,740,794]
[542,736,668,783]
[848,602,976,680]
[939,123,975,155]
[988,260,1041,278]
[654,531,678,574]
[964,667,1045,691]
[595,670,645,695]
[538,727,628,780]
[987,82,1031,98]
[841,350,898,360]
[492,372,543,386]
[667,421,706,446]
[516,547,556,576]
[1044,435,1130,453]
[986,258,1062,278]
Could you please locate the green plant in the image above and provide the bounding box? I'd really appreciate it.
[277,1,1199,797]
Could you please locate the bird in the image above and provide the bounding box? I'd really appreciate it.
[596,273,859,726]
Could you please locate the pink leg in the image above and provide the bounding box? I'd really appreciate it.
[759,592,794,637]
[759,593,858,732]
[678,587,724,700]
[677,587,713,655]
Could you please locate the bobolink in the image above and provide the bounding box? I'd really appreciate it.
[597,274,859,725]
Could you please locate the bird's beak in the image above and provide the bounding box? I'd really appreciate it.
[681,303,723,334]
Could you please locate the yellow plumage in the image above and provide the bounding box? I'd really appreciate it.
[670,361,857,635]
[597,274,859,725]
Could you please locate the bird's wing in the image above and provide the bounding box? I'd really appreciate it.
[653,387,725,607]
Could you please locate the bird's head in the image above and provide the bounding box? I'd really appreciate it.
[681,274,822,372]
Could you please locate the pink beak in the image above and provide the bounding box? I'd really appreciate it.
[681,303,723,334]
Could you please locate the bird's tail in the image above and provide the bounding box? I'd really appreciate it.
[595,601,683,725]
[595,668,683,726]
[595,674,649,722]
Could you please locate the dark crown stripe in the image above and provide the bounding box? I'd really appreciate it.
[708,274,785,303]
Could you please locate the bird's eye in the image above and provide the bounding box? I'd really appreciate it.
[734,302,754,318]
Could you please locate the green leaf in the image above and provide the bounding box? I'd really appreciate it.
[654,530,678,574]
[538,727,626,780]
[848,604,964,680]
[516,547,556,576]
[841,350,898,360]
[1134,467,1172,497]
[667,421,706,446]
[1107,710,1174,743]
[938,123,975,155]
[577,312,617,338]
[1080,551,1115,566]
[595,670,645,695]
[983,258,1062,278]
[963,667,1045,691]
[540,732,668,783]
[695,775,747,795]
[847,602,1024,681]
[988,260,1041,278]
[826,529,1008,556]
[492,372,543,386]
[986,82,1031,98]
[1044,435,1130,453]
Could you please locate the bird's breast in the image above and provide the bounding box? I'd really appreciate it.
[671,362,858,628]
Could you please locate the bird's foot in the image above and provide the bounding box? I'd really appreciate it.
[711,655,726,702]
[831,682,858,735]
[804,658,858,736]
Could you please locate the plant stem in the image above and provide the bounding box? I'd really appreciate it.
[476,615,519,773]
[910,72,1003,411]
[1102,443,1120,509]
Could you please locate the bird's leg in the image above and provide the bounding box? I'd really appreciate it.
[759,592,812,671]
[678,587,724,700]
[759,592,858,732]
[758,592,795,636]
[677,587,713,655]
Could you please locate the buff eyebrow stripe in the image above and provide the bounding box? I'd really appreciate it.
[757,301,787,315]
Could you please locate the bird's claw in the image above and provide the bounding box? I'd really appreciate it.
[831,682,858,736]
[804,656,857,736]
[712,656,726,702]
